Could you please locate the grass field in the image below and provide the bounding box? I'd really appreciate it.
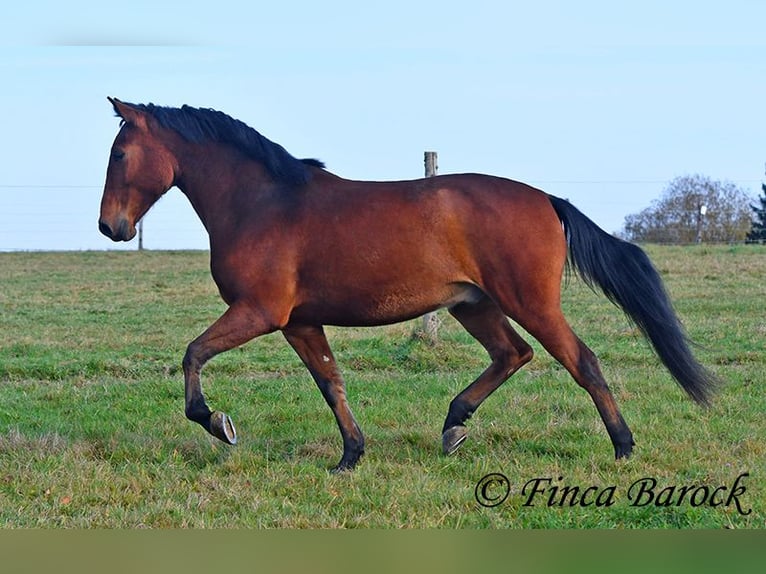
[0,245,764,528]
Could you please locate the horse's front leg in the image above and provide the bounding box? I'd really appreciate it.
[183,303,274,445]
[282,324,365,472]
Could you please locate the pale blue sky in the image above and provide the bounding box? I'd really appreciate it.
[1,1,764,250]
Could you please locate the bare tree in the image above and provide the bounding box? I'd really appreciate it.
[622,174,753,243]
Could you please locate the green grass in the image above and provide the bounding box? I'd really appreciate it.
[0,246,764,528]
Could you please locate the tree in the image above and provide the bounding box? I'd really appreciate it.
[622,174,754,244]
[746,183,766,243]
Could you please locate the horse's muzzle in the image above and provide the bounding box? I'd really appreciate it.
[98,217,136,242]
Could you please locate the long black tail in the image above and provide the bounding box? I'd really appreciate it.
[548,195,719,405]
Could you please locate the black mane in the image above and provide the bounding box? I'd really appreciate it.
[120,102,324,185]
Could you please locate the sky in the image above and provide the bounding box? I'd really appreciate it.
[1,0,764,250]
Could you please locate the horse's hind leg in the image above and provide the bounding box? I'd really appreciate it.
[516,309,635,459]
[282,324,365,472]
[442,296,534,455]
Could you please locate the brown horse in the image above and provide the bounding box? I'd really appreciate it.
[98,98,718,471]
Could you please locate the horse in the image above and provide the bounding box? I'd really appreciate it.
[98,97,718,471]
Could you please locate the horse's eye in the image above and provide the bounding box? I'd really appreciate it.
[111,149,125,162]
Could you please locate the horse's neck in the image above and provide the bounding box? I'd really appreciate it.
[173,144,274,234]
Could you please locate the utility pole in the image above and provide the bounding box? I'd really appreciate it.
[137,218,144,251]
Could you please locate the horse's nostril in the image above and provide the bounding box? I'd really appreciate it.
[98,220,113,238]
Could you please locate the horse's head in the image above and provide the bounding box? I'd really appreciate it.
[98,98,177,242]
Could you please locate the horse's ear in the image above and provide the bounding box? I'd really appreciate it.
[108,97,148,129]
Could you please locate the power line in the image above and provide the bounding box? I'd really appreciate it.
[0,184,102,189]
[1,179,762,189]
[527,179,763,185]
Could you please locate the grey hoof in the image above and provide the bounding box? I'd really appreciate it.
[442,425,468,455]
[210,411,237,445]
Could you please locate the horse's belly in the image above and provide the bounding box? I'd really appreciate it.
[289,281,484,327]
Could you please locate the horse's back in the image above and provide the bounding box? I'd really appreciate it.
[285,172,567,326]
[311,171,563,241]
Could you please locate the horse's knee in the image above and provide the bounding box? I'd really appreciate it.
[182,342,205,374]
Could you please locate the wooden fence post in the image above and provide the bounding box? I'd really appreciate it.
[420,151,441,343]
[137,218,144,251]
[424,151,438,180]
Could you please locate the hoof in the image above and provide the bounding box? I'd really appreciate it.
[330,452,363,473]
[614,439,635,460]
[210,411,237,445]
[442,425,468,455]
